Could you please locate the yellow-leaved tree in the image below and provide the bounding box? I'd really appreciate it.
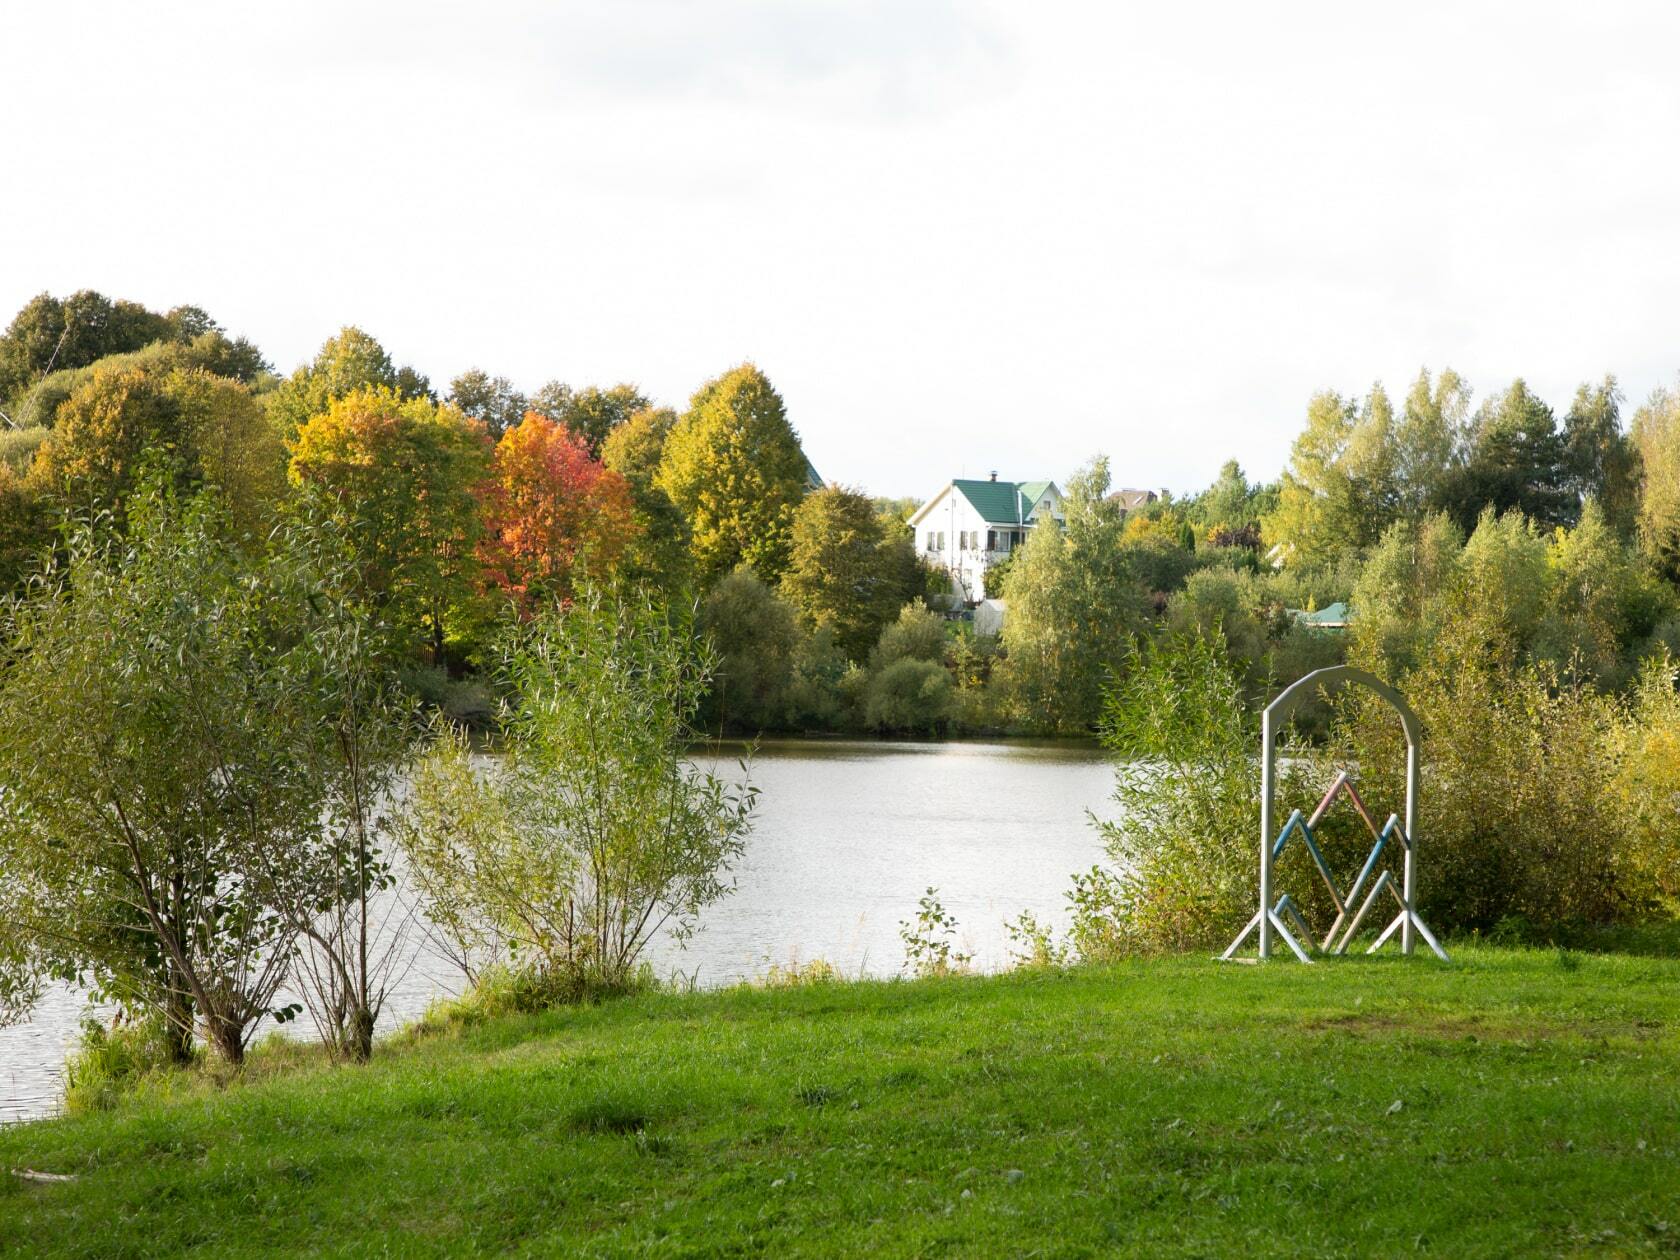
[656,364,811,583]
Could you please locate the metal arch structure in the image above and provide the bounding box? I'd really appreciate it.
[1222,665,1447,964]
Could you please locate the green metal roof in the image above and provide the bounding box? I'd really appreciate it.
[952,478,1058,525]
[952,478,1026,524]
[1296,601,1349,627]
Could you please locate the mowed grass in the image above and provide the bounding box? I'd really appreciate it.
[3,947,1679,1258]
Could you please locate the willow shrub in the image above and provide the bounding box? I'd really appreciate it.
[402,593,757,998]
[1341,611,1679,938]
[1075,624,1680,958]
[1075,633,1309,956]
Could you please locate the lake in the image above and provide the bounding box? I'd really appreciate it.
[0,738,1115,1124]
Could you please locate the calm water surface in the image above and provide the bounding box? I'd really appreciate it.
[0,738,1114,1124]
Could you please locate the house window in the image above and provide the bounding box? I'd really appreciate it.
[938,531,946,551]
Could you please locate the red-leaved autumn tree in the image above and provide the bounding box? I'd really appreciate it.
[481,412,638,607]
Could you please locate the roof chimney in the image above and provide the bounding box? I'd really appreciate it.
[989,470,998,482]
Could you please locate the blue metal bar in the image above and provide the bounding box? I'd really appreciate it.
[1271,810,1306,858]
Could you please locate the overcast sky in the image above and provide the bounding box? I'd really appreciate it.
[3,1,1678,497]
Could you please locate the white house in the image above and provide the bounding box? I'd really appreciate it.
[907,473,1063,602]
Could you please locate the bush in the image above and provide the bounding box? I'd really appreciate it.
[757,958,841,988]
[1611,656,1680,904]
[410,962,656,1036]
[64,1015,187,1114]
[0,425,47,472]
[1341,609,1662,936]
[899,888,973,978]
[1076,633,1292,955]
[401,593,756,996]
[697,566,798,732]
[863,657,954,734]
[780,624,850,731]
[868,603,947,670]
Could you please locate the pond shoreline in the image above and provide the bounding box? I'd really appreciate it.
[0,739,1116,1125]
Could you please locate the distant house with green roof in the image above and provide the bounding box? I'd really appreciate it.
[1290,601,1350,631]
[907,473,1063,602]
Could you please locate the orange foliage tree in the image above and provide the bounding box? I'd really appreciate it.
[481,412,638,607]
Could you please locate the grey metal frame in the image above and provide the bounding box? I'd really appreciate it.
[1221,665,1447,964]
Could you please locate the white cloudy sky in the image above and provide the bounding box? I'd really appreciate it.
[3,1,1677,497]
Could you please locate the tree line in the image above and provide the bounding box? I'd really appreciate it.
[3,292,1680,746]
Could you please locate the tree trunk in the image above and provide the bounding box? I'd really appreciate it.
[204,1015,244,1067]
[162,964,195,1065]
[346,1005,374,1064]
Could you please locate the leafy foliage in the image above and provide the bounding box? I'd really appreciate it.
[1000,457,1145,733]
[401,595,755,991]
[265,327,431,437]
[1077,633,1272,955]
[532,382,650,457]
[31,359,286,535]
[1634,382,1680,580]
[657,364,811,583]
[782,485,926,662]
[0,483,334,1063]
[899,888,973,977]
[448,368,529,438]
[600,405,692,596]
[289,388,491,658]
[480,412,638,607]
[696,566,799,731]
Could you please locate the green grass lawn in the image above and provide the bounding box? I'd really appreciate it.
[3,947,1678,1258]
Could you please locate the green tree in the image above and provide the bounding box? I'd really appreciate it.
[0,290,173,403]
[266,327,431,437]
[696,566,800,732]
[271,518,420,1063]
[1189,459,1258,532]
[862,658,954,734]
[600,406,692,595]
[1633,383,1680,580]
[869,602,948,670]
[782,485,923,661]
[401,595,756,992]
[448,368,528,438]
[531,382,649,456]
[658,364,810,583]
[1075,632,1272,956]
[11,331,271,431]
[1000,456,1145,732]
[0,484,331,1064]
[1536,500,1645,686]
[31,359,286,535]
[1263,387,1398,566]
[1348,512,1465,680]
[1444,380,1573,531]
[1458,507,1552,648]
[0,464,49,592]
[1396,367,1471,516]
[1563,377,1638,534]
[289,388,491,660]
[1164,569,1272,693]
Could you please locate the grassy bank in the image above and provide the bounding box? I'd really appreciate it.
[4,948,1679,1258]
